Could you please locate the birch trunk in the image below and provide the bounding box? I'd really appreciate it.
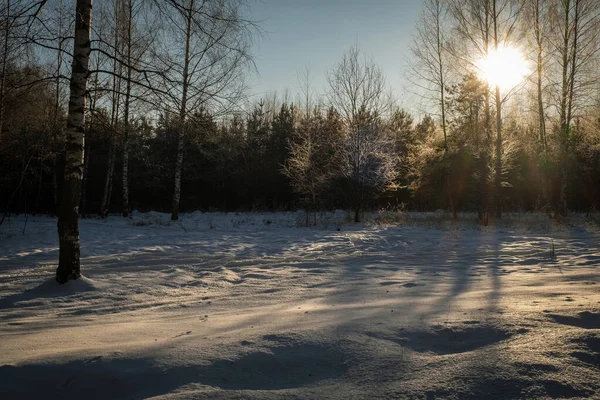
[53,0,65,214]
[80,142,90,216]
[56,0,92,284]
[122,0,133,218]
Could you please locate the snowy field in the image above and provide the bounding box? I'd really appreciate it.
[0,211,599,399]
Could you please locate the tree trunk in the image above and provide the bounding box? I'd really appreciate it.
[101,1,122,218]
[82,57,100,217]
[34,158,43,215]
[354,208,360,223]
[100,136,116,217]
[492,0,502,220]
[52,158,59,213]
[435,0,454,218]
[533,0,549,210]
[494,84,502,219]
[122,0,133,218]
[52,0,65,216]
[535,1,547,151]
[0,0,10,142]
[558,0,571,217]
[56,0,92,284]
[478,0,491,225]
[121,112,130,217]
[312,192,317,226]
[171,0,194,221]
[560,0,580,217]
[80,142,90,216]
[171,127,185,221]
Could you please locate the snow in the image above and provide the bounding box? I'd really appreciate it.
[0,211,599,399]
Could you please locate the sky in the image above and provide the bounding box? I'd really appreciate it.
[247,0,424,110]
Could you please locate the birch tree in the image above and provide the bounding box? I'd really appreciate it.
[153,0,254,221]
[99,0,124,217]
[327,46,397,222]
[56,0,92,283]
[120,0,149,217]
[527,0,551,150]
[553,0,600,216]
[410,0,450,150]
[410,0,457,216]
[521,0,552,208]
[121,0,133,217]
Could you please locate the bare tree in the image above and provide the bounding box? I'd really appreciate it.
[529,0,550,150]
[56,0,92,283]
[120,0,150,217]
[410,0,457,216]
[520,0,552,208]
[327,46,392,130]
[553,0,600,216]
[151,0,254,221]
[410,0,450,150]
[49,0,69,212]
[327,46,397,222]
[121,0,133,217]
[99,0,124,218]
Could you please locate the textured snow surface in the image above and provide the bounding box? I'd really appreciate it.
[0,212,599,399]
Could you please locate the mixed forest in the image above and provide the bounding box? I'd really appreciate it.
[1,0,599,227]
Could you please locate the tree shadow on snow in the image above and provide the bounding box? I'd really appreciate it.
[0,276,100,311]
[0,340,346,400]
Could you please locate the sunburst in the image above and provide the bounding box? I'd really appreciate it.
[477,46,530,92]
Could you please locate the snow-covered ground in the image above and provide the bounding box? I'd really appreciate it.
[0,211,599,399]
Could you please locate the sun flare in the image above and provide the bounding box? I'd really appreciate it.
[477,46,530,91]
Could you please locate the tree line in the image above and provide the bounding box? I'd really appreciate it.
[0,0,599,281]
[1,0,599,223]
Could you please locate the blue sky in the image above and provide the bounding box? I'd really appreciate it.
[248,0,424,108]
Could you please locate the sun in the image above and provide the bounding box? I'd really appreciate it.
[477,46,530,92]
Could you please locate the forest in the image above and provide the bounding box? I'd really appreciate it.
[1,2,600,398]
[1,0,599,224]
